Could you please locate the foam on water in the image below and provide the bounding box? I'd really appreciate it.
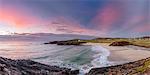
[91,45,111,66]
[79,45,112,74]
[45,45,113,75]
[0,40,113,75]
[34,45,113,75]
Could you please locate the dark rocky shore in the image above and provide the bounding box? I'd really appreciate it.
[0,56,150,75]
[86,57,150,75]
[0,57,79,75]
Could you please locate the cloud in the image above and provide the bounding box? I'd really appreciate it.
[49,17,108,36]
[91,3,123,33]
[0,5,45,29]
[133,24,150,32]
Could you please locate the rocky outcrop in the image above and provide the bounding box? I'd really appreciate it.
[44,39,86,45]
[86,57,150,75]
[1,56,150,75]
[44,41,58,44]
[56,41,86,45]
[0,57,79,75]
[109,41,132,46]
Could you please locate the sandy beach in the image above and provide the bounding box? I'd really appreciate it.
[83,43,150,64]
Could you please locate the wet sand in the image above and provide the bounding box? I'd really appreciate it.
[83,43,150,64]
[100,43,150,63]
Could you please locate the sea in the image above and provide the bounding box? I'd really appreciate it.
[0,34,114,74]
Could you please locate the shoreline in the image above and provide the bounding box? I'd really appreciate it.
[100,43,150,62]
[83,43,150,64]
[0,43,150,75]
[83,43,150,75]
[0,55,150,75]
[86,57,150,75]
[0,56,79,75]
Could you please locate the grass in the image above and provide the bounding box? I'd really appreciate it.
[79,38,150,48]
[136,60,150,73]
[129,60,150,74]
[57,38,149,48]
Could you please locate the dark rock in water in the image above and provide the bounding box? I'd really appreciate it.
[56,41,86,45]
[86,57,150,75]
[0,57,79,75]
[109,41,132,46]
[44,41,58,44]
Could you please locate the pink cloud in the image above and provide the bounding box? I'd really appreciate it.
[133,24,150,32]
[0,7,44,29]
[0,7,98,35]
[0,6,110,36]
[91,4,121,33]
[122,16,145,28]
[48,16,98,35]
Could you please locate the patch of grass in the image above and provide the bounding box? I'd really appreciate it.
[133,60,150,74]
[56,38,149,48]
[81,38,150,48]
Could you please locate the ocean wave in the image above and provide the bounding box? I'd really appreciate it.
[80,45,113,74]
[91,45,111,66]
[32,44,113,75]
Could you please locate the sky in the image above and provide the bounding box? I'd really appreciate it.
[0,0,149,37]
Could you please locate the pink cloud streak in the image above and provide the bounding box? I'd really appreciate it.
[133,24,150,32]
[0,7,44,29]
[91,4,121,33]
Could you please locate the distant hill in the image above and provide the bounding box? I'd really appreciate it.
[0,33,96,41]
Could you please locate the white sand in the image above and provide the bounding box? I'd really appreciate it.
[83,43,150,64]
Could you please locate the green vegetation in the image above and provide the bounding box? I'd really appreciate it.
[46,36,150,48]
[80,38,150,48]
[136,60,150,73]
[128,59,150,74]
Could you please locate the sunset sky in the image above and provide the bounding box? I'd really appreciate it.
[0,0,149,37]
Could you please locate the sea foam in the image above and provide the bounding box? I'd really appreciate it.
[91,45,111,67]
[80,45,112,74]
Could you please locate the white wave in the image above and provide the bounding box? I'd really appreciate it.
[91,45,110,66]
[80,45,112,74]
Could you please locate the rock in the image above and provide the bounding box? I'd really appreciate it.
[56,41,86,45]
[44,39,87,45]
[44,41,58,44]
[109,41,132,46]
[0,57,79,75]
[86,57,150,75]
